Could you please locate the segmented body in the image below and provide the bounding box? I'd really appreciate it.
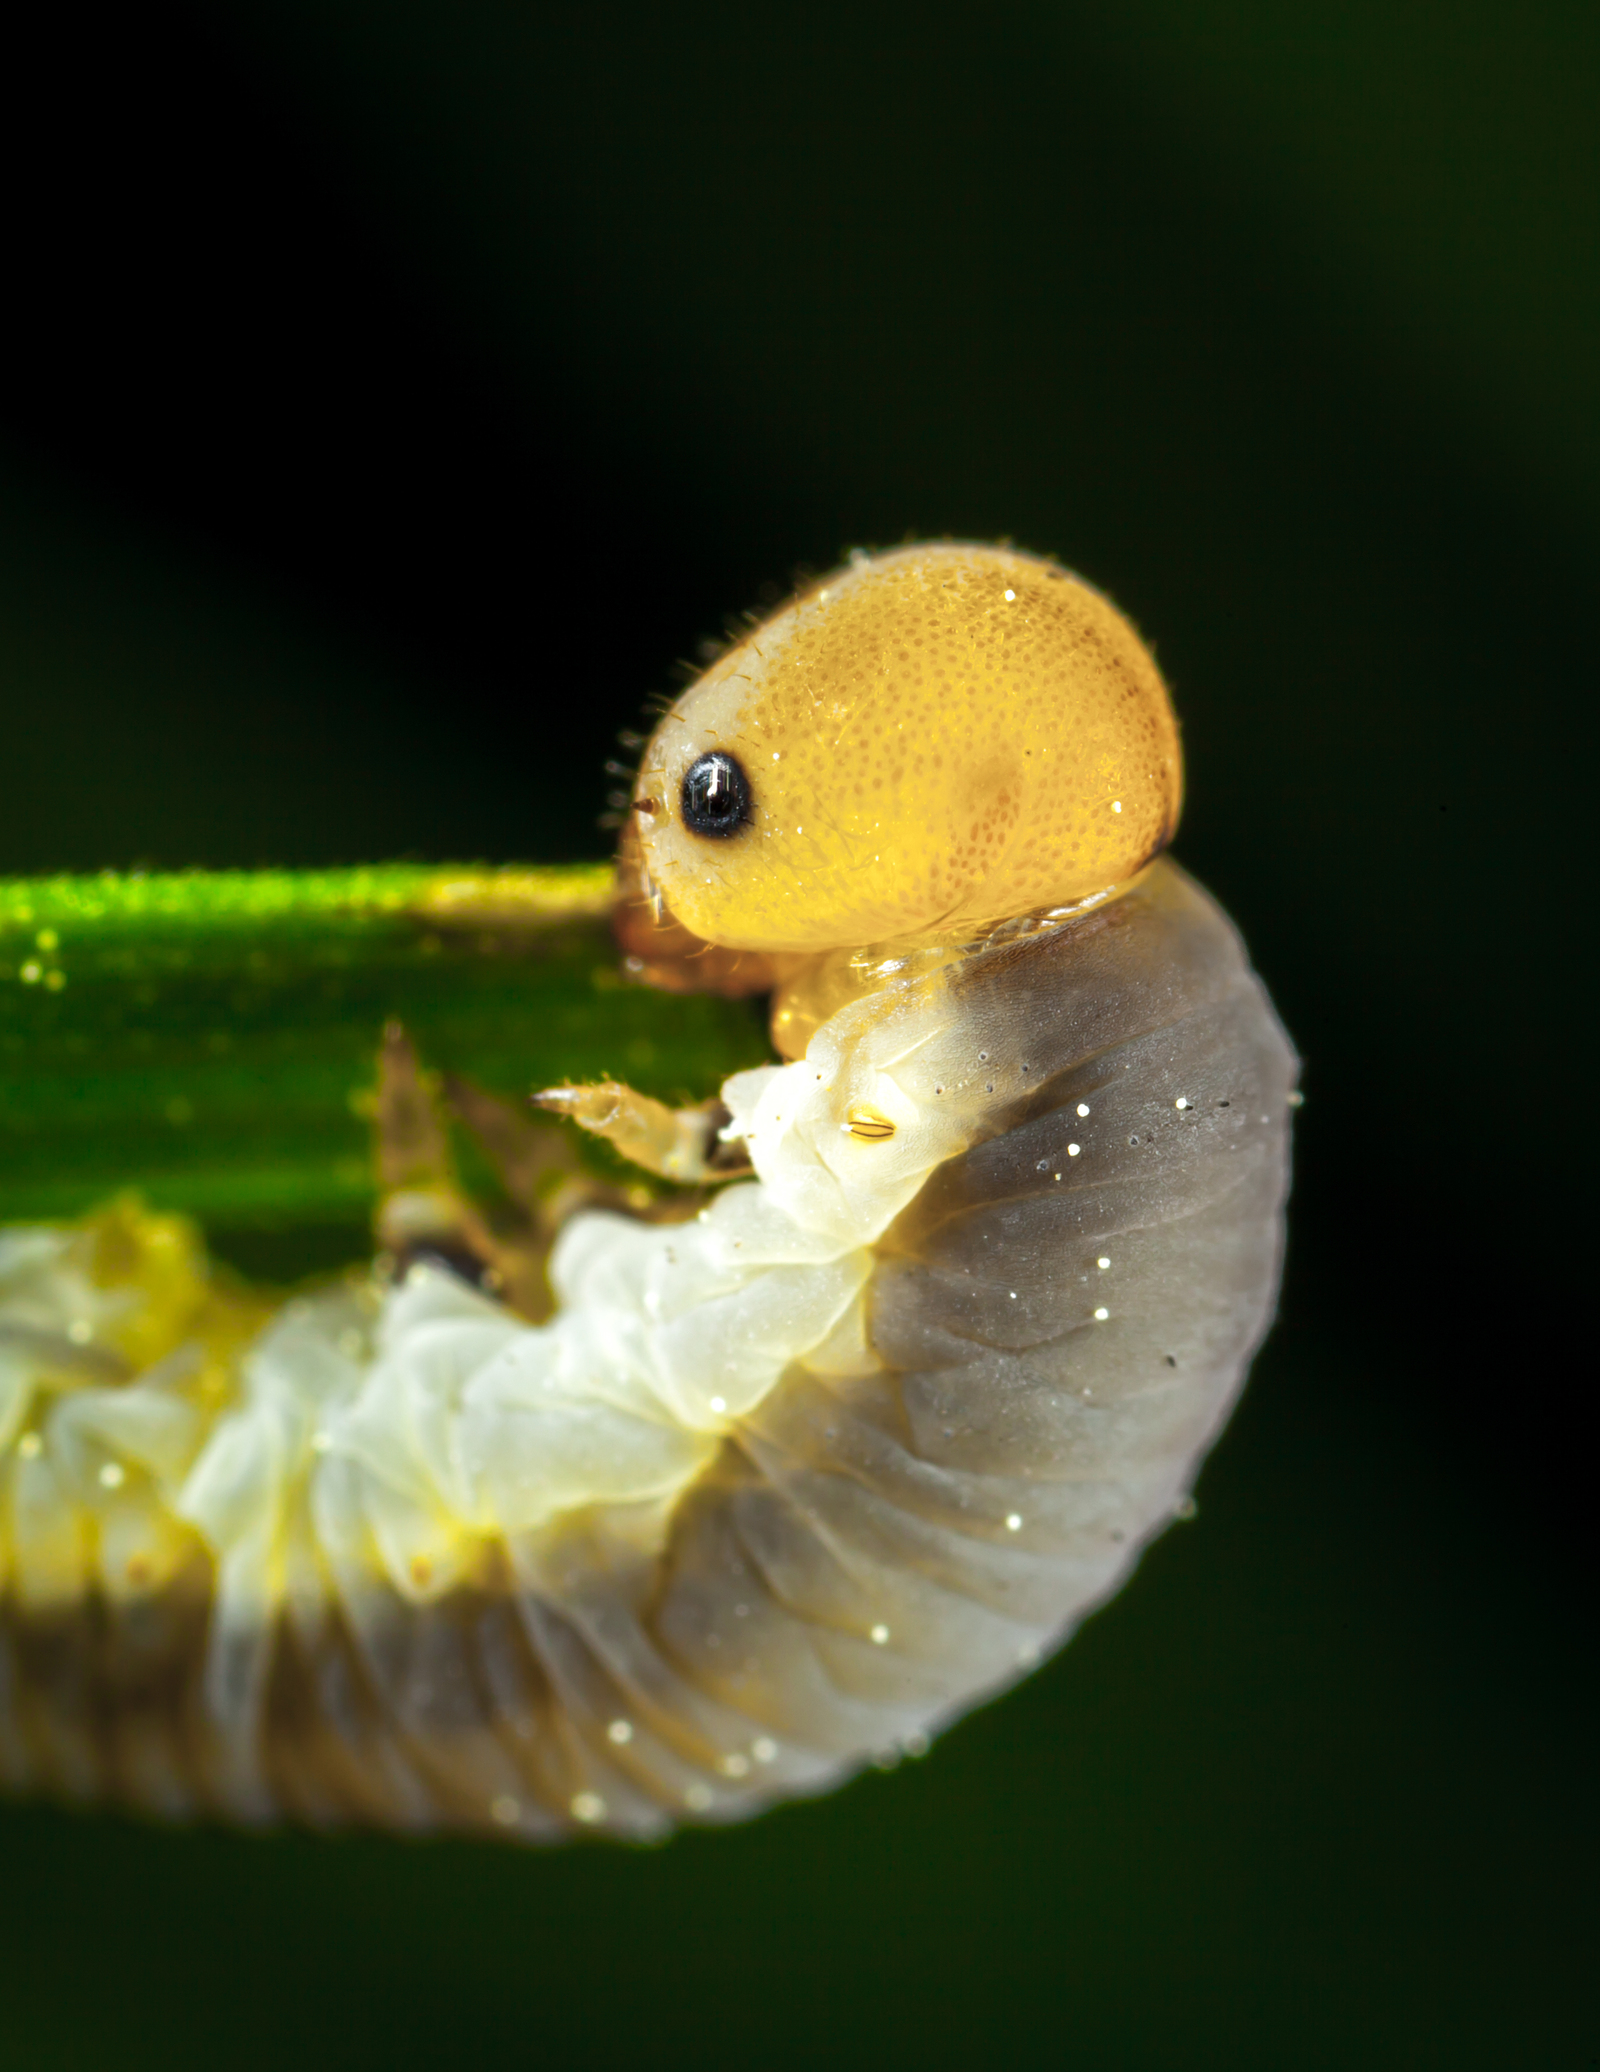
[0,859,1292,1837]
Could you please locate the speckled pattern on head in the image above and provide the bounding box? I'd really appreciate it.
[635,543,1182,952]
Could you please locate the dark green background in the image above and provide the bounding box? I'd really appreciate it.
[1,4,1593,2065]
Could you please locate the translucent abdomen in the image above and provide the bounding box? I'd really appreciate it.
[737,863,1295,1753]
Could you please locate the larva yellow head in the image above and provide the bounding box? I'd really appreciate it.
[632,543,1181,953]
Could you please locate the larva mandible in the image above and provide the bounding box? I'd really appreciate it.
[0,543,1295,1840]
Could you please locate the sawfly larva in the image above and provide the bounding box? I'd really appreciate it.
[0,543,1295,1839]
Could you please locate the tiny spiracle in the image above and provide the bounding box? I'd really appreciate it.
[0,541,1294,1846]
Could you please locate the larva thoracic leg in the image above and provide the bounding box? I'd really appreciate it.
[0,543,1294,1838]
[532,1080,749,1185]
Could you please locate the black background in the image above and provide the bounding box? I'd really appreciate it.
[1,4,1594,2066]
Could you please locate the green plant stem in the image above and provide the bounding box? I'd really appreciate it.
[0,866,769,1233]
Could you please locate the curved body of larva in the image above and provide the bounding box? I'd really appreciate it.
[0,544,1294,1839]
[0,863,1292,1838]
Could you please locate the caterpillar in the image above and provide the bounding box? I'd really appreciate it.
[0,543,1295,1840]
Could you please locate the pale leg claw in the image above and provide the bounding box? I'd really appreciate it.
[533,1081,748,1184]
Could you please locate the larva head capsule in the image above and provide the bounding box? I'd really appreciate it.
[632,543,1183,953]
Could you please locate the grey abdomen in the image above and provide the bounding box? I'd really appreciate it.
[720,863,1296,1764]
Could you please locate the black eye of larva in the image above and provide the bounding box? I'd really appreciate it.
[680,751,752,838]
